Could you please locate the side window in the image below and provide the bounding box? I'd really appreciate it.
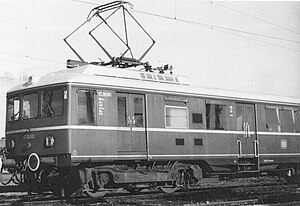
[117,96,127,127]
[165,106,188,128]
[295,110,300,132]
[266,108,280,132]
[78,90,95,125]
[133,97,144,127]
[23,93,38,119]
[8,97,20,121]
[42,89,63,117]
[236,104,243,131]
[280,109,293,132]
[206,104,226,130]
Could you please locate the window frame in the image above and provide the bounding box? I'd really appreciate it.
[41,88,64,118]
[133,96,144,127]
[205,103,227,130]
[164,105,189,129]
[22,92,39,120]
[7,96,20,122]
[117,95,128,127]
[77,89,96,125]
[265,105,299,133]
[279,109,294,132]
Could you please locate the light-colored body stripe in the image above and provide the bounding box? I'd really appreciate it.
[257,131,300,136]
[71,153,300,159]
[260,153,300,156]
[72,155,147,158]
[71,154,236,159]
[6,125,145,135]
[150,153,300,157]
[6,125,300,136]
[149,154,237,157]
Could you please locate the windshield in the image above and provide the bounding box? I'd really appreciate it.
[7,87,65,122]
[42,89,64,117]
[8,97,20,121]
[23,93,39,119]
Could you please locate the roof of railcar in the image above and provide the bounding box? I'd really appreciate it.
[7,64,300,106]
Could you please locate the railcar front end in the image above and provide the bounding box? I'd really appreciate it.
[4,83,77,195]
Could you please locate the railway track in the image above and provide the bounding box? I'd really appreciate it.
[0,178,298,206]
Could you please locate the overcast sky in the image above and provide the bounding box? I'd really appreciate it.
[1,0,300,97]
[0,0,300,137]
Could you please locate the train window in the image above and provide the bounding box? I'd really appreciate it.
[118,96,127,127]
[42,89,63,117]
[280,110,294,132]
[23,93,38,119]
[206,104,226,130]
[77,90,95,125]
[266,108,280,132]
[236,104,243,131]
[8,96,20,121]
[134,97,144,127]
[165,106,188,128]
[294,111,300,132]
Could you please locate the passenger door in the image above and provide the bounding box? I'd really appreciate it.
[117,93,147,154]
[236,103,258,158]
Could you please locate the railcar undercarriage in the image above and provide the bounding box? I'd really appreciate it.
[1,155,300,198]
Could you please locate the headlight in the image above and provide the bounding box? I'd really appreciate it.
[8,139,15,149]
[45,136,55,147]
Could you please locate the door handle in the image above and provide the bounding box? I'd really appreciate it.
[254,140,259,157]
[243,122,246,137]
[237,140,242,157]
[246,122,250,137]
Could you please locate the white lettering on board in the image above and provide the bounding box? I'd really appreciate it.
[98,91,112,97]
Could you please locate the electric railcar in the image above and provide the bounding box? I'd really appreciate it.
[3,64,300,197]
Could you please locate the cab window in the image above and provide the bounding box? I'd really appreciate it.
[42,89,63,117]
[8,96,20,121]
[23,93,38,119]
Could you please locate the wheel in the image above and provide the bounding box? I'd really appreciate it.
[49,167,81,197]
[159,186,178,194]
[83,190,108,198]
[82,180,108,198]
